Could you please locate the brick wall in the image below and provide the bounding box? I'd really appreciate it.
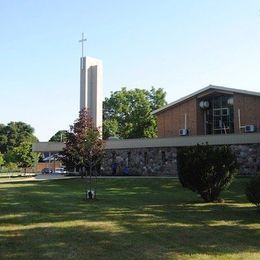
[156,97,198,137]
[156,93,260,137]
[35,161,63,172]
[233,93,260,133]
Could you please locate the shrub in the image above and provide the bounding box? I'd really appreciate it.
[245,176,260,210]
[2,162,19,172]
[177,144,238,202]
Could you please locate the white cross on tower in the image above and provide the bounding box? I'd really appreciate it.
[79,32,87,58]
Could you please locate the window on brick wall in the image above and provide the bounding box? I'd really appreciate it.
[204,95,234,135]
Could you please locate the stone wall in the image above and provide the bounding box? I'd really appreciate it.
[102,147,177,176]
[101,144,260,176]
[231,144,260,175]
[33,134,260,176]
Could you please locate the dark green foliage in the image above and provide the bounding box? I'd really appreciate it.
[0,121,38,169]
[0,122,36,154]
[49,130,68,142]
[245,176,260,210]
[177,144,238,202]
[13,142,39,172]
[103,86,167,139]
[0,152,4,166]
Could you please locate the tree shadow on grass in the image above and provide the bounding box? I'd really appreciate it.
[0,219,259,259]
[0,178,259,258]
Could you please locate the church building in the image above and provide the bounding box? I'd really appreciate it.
[152,85,260,137]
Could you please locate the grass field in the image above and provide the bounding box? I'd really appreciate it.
[0,177,259,259]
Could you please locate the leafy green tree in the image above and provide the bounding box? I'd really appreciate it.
[103,119,119,139]
[62,108,105,199]
[3,151,16,165]
[14,142,39,173]
[149,86,168,111]
[103,87,167,139]
[0,121,38,168]
[0,123,8,154]
[177,144,238,202]
[0,121,37,154]
[4,162,18,172]
[0,152,4,170]
[49,130,68,142]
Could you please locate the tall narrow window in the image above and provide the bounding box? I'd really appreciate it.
[127,152,131,163]
[112,151,116,161]
[161,151,166,164]
[144,152,148,165]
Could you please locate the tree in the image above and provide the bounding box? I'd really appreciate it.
[0,121,38,168]
[0,121,36,154]
[60,131,79,172]
[0,124,7,154]
[49,130,68,142]
[61,108,105,199]
[0,152,4,170]
[103,119,119,139]
[103,87,167,139]
[177,144,238,202]
[13,142,39,173]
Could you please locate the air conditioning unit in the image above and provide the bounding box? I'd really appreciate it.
[244,125,256,133]
[179,128,189,136]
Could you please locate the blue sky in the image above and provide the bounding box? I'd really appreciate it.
[0,0,259,141]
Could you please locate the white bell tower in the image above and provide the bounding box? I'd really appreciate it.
[79,33,103,130]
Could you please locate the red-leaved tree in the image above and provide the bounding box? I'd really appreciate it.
[62,108,105,199]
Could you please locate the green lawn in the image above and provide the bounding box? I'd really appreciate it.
[0,178,259,259]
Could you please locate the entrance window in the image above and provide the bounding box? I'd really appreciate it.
[204,95,234,135]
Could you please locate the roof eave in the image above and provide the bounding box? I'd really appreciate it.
[152,85,260,115]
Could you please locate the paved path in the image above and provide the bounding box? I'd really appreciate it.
[0,174,175,183]
[0,174,79,183]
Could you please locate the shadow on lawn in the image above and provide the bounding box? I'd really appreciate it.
[0,217,259,259]
[0,178,259,258]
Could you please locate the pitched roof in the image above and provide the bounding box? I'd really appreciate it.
[152,85,260,115]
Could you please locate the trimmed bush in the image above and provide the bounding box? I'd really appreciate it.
[245,176,260,210]
[177,144,238,202]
